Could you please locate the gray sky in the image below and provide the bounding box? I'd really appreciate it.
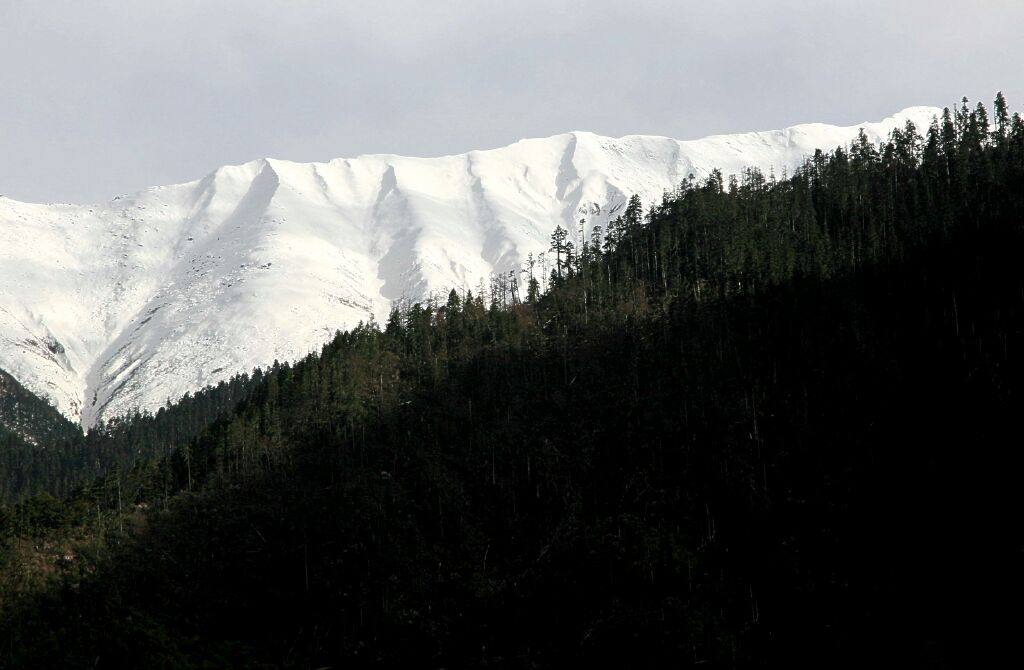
[2,0,1021,204]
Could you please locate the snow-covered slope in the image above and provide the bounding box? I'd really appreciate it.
[0,106,941,427]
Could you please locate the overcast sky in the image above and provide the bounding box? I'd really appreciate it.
[2,0,1021,204]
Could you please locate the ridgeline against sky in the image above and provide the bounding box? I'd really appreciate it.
[2,0,1021,204]
[1,107,939,426]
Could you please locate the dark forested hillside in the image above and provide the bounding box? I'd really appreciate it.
[0,367,261,503]
[0,369,82,501]
[1,95,1022,668]
[0,369,79,454]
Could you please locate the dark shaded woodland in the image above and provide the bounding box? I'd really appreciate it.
[1,95,1022,667]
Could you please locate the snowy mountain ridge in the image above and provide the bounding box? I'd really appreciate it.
[0,106,942,427]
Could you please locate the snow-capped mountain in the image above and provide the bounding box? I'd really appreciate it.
[0,106,941,428]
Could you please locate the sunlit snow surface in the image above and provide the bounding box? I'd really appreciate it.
[0,107,941,427]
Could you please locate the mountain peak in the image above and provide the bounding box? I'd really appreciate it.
[0,107,938,427]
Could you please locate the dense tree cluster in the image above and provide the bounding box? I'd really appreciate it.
[0,95,1022,667]
[0,367,260,503]
[0,370,82,501]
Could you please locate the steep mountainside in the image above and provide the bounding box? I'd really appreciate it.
[0,107,940,426]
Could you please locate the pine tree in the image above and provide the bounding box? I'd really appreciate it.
[550,225,569,280]
[993,91,1011,141]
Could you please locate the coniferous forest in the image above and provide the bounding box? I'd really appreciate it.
[1,95,1023,667]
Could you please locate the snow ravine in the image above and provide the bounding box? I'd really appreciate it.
[0,106,941,428]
